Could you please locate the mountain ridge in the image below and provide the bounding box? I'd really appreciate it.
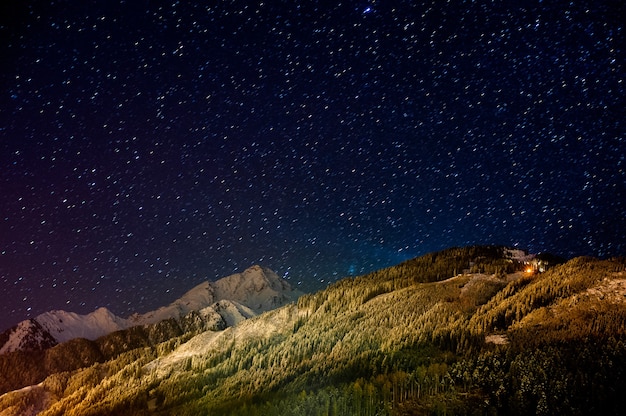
[0,265,302,355]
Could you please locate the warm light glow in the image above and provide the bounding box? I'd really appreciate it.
[525,267,534,274]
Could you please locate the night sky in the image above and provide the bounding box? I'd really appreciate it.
[1,0,624,331]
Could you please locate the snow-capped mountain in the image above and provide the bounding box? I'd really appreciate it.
[0,319,57,355]
[129,265,299,325]
[0,265,302,355]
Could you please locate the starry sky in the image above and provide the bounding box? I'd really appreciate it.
[1,0,624,331]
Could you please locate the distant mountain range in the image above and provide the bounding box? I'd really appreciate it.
[0,265,302,355]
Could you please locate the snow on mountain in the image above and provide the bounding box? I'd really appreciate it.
[0,265,302,355]
[131,265,301,326]
[212,265,299,312]
[211,300,256,327]
[130,282,217,326]
[35,307,129,344]
[0,319,57,355]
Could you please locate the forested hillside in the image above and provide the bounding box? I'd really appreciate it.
[1,246,625,415]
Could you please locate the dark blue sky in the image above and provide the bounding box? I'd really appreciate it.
[1,0,624,331]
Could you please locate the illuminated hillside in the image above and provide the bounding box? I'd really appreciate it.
[1,246,625,415]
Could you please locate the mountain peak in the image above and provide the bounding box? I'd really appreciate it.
[133,265,301,325]
[213,265,301,311]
